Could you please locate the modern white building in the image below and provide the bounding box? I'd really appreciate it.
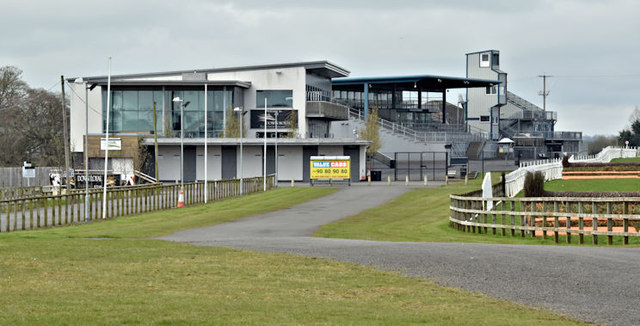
[466,50,583,159]
[68,61,369,183]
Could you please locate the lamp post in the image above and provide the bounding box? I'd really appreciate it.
[172,97,190,191]
[74,77,90,222]
[263,98,267,192]
[274,109,278,188]
[234,106,243,195]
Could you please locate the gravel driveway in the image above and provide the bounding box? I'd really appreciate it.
[159,186,640,326]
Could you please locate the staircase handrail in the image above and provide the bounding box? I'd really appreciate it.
[135,170,157,184]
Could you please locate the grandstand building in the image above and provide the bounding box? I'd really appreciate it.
[466,50,583,159]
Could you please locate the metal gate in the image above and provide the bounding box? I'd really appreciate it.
[394,152,448,181]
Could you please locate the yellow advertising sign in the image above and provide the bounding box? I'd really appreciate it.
[310,156,351,180]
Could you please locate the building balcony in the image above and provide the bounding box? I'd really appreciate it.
[551,131,582,140]
[306,101,349,121]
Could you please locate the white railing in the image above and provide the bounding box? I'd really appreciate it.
[570,146,638,163]
[504,146,638,197]
[349,108,485,144]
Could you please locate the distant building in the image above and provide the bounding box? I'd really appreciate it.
[68,61,369,183]
[466,50,583,159]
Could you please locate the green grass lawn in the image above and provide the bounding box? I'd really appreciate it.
[544,178,640,192]
[610,157,640,163]
[314,176,640,246]
[0,187,584,325]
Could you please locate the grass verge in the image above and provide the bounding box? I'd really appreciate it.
[314,176,640,246]
[0,238,584,325]
[0,186,584,324]
[610,157,640,163]
[544,178,640,192]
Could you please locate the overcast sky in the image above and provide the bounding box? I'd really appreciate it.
[1,0,639,136]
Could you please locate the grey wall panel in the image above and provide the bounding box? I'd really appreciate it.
[221,146,237,180]
[184,146,197,182]
[343,146,360,183]
[302,146,318,182]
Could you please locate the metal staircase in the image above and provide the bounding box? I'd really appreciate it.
[348,108,484,158]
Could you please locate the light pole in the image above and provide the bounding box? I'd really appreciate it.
[234,107,244,195]
[172,97,190,191]
[263,98,267,191]
[274,109,278,188]
[74,77,91,222]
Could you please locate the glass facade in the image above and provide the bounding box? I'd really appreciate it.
[103,87,233,137]
[256,90,293,108]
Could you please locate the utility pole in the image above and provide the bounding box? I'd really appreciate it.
[538,74,552,111]
[153,101,159,182]
[60,75,71,190]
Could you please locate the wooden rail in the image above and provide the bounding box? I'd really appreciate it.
[450,194,640,245]
[0,176,275,233]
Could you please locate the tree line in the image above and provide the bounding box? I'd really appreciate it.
[0,66,67,167]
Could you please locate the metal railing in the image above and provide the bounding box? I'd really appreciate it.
[0,175,275,233]
[349,108,485,144]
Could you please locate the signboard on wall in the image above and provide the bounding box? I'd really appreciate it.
[310,156,350,180]
[250,110,294,129]
[100,138,122,150]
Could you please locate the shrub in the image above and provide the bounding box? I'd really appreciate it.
[524,171,545,197]
[562,155,571,168]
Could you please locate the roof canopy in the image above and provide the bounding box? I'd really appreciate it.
[333,74,500,92]
[68,60,349,85]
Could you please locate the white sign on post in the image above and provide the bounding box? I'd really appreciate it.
[100,138,122,150]
[481,172,493,211]
[22,161,35,178]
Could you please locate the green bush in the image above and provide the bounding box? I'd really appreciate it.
[524,171,545,197]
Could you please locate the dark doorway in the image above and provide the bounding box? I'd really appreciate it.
[343,146,361,182]
[184,146,197,182]
[221,146,237,180]
[302,146,318,182]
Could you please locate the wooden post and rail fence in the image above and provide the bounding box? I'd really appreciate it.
[450,193,640,245]
[0,175,275,233]
[450,146,640,245]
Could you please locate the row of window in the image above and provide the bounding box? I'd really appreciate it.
[102,88,293,135]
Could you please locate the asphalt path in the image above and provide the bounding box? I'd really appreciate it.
[159,186,640,326]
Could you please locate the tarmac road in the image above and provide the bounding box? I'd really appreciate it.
[159,186,640,326]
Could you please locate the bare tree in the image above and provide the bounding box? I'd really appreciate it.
[0,66,28,110]
[360,106,382,168]
[223,106,246,138]
[0,66,67,167]
[285,110,298,138]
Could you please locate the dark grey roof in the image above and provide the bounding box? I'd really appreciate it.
[67,60,349,83]
[333,74,499,91]
[88,80,252,88]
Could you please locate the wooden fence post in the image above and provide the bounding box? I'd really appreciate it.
[607,202,613,245]
[578,202,584,244]
[592,201,598,245]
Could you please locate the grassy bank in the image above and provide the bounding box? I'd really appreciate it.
[314,176,640,246]
[544,178,640,192]
[0,187,584,325]
[610,157,640,163]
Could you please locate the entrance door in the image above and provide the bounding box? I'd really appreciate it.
[221,146,237,180]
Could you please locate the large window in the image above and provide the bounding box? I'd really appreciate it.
[103,87,233,137]
[256,90,293,108]
[169,88,233,137]
[103,89,163,133]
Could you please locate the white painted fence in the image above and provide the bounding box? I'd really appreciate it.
[504,146,638,197]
